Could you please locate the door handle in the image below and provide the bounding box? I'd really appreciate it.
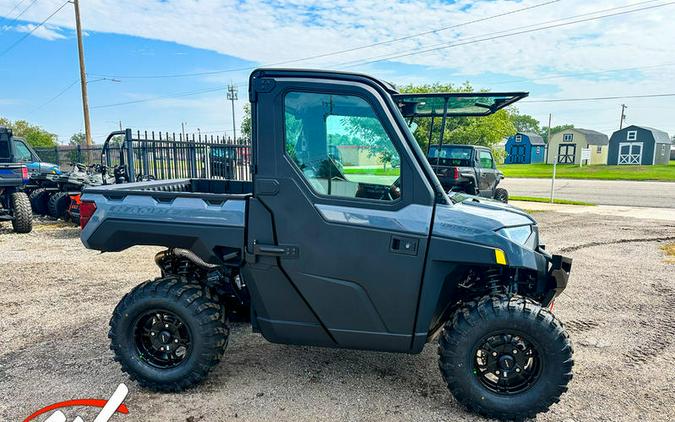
[390,236,418,256]
[253,243,299,258]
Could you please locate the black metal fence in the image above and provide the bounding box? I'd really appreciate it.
[36,129,252,182]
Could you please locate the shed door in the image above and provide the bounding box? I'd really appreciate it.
[618,142,642,165]
[513,145,526,163]
[557,144,576,164]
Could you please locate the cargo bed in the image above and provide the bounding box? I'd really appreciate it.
[81,178,252,264]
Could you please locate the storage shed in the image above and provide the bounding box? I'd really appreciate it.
[607,125,671,165]
[546,128,609,165]
[504,132,546,164]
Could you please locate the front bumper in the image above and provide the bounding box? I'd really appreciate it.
[546,254,572,303]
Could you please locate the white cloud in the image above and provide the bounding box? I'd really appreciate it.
[12,23,67,41]
[2,0,674,133]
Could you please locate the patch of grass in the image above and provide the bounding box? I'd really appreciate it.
[501,163,675,181]
[662,243,675,264]
[343,167,401,176]
[509,196,595,206]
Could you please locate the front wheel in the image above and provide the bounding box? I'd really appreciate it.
[11,192,33,233]
[494,187,508,203]
[109,277,229,392]
[438,295,573,421]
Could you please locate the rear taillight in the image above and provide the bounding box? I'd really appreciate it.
[452,167,459,179]
[79,200,97,229]
[21,166,29,182]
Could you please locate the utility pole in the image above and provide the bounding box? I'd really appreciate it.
[73,0,92,149]
[227,83,238,141]
[181,122,187,141]
[547,114,557,204]
[619,104,627,129]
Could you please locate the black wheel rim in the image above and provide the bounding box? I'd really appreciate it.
[473,332,541,394]
[133,310,191,369]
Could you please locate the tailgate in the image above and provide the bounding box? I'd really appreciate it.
[0,164,27,187]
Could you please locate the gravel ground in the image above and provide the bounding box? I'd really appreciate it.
[1,212,674,422]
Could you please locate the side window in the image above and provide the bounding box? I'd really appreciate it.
[563,133,574,142]
[284,91,401,201]
[627,131,637,141]
[13,140,33,162]
[478,150,494,168]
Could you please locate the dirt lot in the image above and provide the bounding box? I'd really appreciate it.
[1,212,675,422]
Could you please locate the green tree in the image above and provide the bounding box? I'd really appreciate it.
[69,132,86,146]
[240,103,251,139]
[397,82,515,152]
[509,110,541,133]
[0,117,57,147]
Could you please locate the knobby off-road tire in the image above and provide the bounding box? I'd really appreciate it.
[29,188,50,215]
[47,191,70,219]
[109,276,229,392]
[494,188,509,203]
[11,192,32,233]
[438,295,573,421]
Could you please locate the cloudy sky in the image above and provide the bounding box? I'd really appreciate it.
[1,0,674,143]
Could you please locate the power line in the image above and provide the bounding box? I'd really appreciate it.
[0,0,69,58]
[3,0,39,27]
[90,84,245,109]
[4,0,29,17]
[84,2,675,110]
[87,0,562,80]
[31,78,78,111]
[337,0,674,68]
[524,93,675,103]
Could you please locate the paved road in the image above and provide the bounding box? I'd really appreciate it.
[501,178,675,208]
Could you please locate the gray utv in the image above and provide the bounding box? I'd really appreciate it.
[80,69,573,421]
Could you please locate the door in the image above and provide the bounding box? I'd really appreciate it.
[618,142,642,164]
[247,74,435,352]
[477,149,497,196]
[557,144,576,164]
[510,145,526,163]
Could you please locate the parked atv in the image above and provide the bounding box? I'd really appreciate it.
[0,127,32,233]
[49,163,114,220]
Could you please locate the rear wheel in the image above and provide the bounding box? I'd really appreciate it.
[29,188,50,215]
[494,188,508,203]
[48,191,70,219]
[11,192,32,233]
[438,295,573,421]
[109,276,229,392]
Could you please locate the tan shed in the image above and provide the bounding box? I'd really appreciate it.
[546,129,609,165]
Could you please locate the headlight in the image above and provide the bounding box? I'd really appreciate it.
[497,225,537,249]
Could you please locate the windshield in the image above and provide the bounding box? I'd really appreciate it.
[428,145,473,166]
[394,92,528,117]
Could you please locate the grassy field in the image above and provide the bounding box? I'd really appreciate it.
[509,196,595,206]
[501,162,675,181]
[344,167,401,176]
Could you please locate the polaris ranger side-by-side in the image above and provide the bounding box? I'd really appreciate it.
[80,69,573,421]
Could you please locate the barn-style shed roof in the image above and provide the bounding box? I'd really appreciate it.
[573,129,609,145]
[518,132,545,145]
[634,126,671,144]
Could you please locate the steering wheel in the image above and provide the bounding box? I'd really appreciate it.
[380,177,401,200]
